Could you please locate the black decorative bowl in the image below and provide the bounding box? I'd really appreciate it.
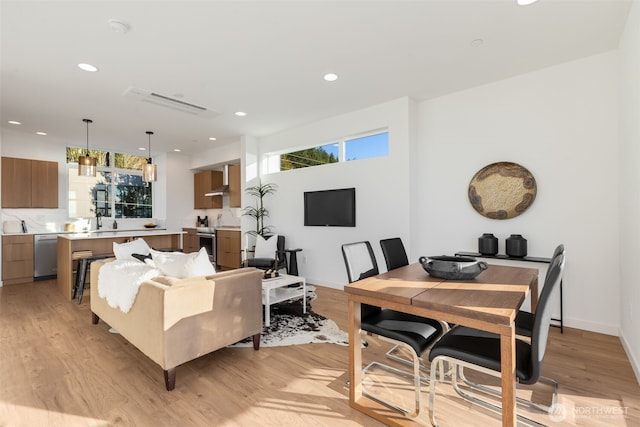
[144,224,157,229]
[418,255,488,280]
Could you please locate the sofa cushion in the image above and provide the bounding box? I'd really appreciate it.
[151,247,215,279]
[113,238,151,261]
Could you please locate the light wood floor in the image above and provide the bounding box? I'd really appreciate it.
[0,280,638,426]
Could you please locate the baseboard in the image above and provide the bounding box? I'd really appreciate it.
[619,329,640,386]
[564,316,619,336]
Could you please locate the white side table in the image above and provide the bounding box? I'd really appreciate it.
[261,274,306,327]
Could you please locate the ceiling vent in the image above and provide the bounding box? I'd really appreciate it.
[123,87,220,118]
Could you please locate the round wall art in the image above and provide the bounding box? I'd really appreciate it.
[468,161,537,220]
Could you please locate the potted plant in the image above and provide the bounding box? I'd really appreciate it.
[242,181,278,237]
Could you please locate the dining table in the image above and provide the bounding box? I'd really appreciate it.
[345,262,539,427]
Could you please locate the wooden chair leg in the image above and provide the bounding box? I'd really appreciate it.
[253,333,261,350]
[91,312,99,324]
[164,368,176,391]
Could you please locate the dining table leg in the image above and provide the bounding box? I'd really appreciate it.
[500,328,517,427]
[348,298,362,405]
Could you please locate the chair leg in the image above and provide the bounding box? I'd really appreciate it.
[458,367,559,413]
[361,340,423,418]
[431,356,549,427]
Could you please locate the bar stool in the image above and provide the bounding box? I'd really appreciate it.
[74,255,111,304]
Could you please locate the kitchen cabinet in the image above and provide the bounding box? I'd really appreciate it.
[2,234,34,285]
[194,170,222,209]
[1,157,58,208]
[182,228,199,253]
[228,164,241,208]
[216,230,241,270]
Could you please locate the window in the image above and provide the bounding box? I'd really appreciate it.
[67,147,152,219]
[280,143,339,171]
[345,132,389,161]
[268,130,388,173]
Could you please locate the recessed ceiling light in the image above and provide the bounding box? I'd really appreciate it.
[323,73,338,82]
[173,148,181,152]
[78,63,98,72]
[209,137,217,141]
[138,147,146,151]
[36,132,47,136]
[7,120,21,125]
[235,111,247,117]
[517,0,539,5]
[470,38,484,47]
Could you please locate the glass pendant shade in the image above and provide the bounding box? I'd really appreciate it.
[78,118,97,177]
[143,131,157,182]
[78,155,97,177]
[143,161,157,182]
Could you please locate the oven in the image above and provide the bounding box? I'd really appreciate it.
[197,232,216,265]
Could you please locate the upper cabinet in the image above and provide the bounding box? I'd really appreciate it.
[228,164,241,208]
[193,165,241,209]
[1,157,58,208]
[194,170,222,209]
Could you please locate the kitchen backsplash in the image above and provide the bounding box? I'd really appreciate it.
[185,207,242,228]
[1,208,165,234]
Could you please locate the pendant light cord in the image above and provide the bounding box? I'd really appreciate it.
[83,118,93,155]
[146,131,154,163]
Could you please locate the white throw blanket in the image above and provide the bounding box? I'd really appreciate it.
[98,259,162,313]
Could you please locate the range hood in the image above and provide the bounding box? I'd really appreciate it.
[204,164,229,197]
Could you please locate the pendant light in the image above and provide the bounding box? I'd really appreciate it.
[143,131,157,182]
[78,118,97,177]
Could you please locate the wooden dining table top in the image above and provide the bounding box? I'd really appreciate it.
[345,262,539,333]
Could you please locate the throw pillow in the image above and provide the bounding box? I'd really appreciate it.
[131,253,152,263]
[150,248,215,279]
[113,238,150,260]
[184,247,216,278]
[255,234,278,259]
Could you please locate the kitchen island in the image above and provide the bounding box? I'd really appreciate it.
[56,230,183,300]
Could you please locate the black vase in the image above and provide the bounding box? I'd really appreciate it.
[478,233,498,255]
[506,234,527,258]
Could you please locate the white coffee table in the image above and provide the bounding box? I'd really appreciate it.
[261,274,306,327]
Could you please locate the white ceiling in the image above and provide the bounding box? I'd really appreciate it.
[0,0,632,156]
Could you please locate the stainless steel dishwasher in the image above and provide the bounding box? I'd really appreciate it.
[34,234,58,279]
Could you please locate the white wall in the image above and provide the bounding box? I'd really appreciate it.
[255,53,622,339]
[618,0,640,383]
[256,97,415,287]
[415,52,620,335]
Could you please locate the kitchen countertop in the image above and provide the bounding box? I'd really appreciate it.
[57,229,183,240]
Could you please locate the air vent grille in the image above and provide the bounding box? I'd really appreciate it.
[123,87,220,118]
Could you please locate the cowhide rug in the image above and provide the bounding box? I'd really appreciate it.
[231,286,349,348]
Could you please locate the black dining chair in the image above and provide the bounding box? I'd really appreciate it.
[380,237,444,368]
[427,253,565,426]
[380,237,410,271]
[515,244,565,337]
[342,241,444,419]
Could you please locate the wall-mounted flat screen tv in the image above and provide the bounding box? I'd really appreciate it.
[304,188,356,227]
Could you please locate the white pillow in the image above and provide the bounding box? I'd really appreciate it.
[255,234,278,259]
[113,238,150,260]
[184,247,216,278]
[150,248,215,279]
